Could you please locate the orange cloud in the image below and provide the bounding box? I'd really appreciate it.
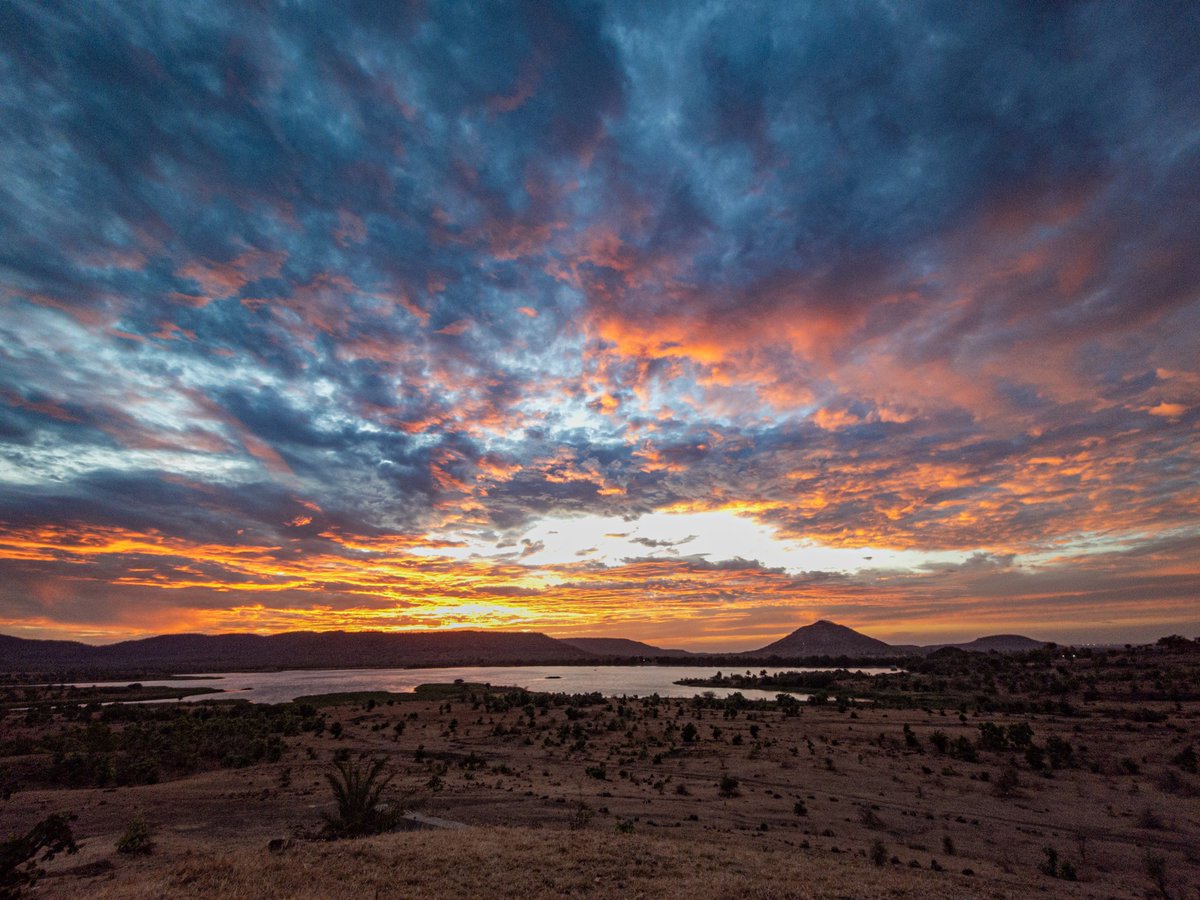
[177,248,285,304]
[1149,402,1188,418]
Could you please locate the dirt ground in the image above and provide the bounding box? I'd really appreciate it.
[5,682,1198,899]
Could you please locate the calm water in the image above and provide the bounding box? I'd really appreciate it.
[71,665,894,705]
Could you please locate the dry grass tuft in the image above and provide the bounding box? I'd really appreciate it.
[75,827,983,900]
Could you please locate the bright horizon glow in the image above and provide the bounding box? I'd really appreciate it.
[418,510,974,574]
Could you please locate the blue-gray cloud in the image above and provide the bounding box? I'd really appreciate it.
[1,1,1198,638]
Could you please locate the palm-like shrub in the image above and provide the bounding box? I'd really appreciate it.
[323,756,400,838]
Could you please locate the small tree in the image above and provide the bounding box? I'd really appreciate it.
[0,812,77,896]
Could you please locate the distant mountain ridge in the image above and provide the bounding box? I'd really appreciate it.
[930,634,1048,653]
[747,622,1049,658]
[0,621,1052,674]
[561,638,693,658]
[0,630,594,673]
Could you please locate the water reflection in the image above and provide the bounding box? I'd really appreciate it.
[68,664,893,705]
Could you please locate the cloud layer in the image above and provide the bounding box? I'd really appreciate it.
[1,2,1198,645]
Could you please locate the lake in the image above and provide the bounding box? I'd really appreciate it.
[71,664,895,704]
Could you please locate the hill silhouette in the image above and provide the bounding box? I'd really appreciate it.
[0,630,594,674]
[748,620,895,657]
[561,638,693,658]
[934,634,1048,653]
[1,622,1052,674]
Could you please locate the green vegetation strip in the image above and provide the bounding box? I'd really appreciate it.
[1,684,223,711]
[293,682,520,707]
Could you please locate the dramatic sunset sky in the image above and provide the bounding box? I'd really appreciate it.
[1,3,1198,648]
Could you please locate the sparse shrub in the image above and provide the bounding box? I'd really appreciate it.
[903,724,921,750]
[322,756,401,838]
[1137,806,1165,830]
[978,722,1009,751]
[681,723,698,743]
[569,801,594,830]
[951,737,978,762]
[1024,744,1046,770]
[1039,845,1059,877]
[992,766,1021,799]
[718,774,740,798]
[1170,745,1196,774]
[793,800,807,816]
[116,815,153,854]
[942,834,956,855]
[1156,768,1195,797]
[858,805,884,829]
[870,840,888,866]
[930,730,949,753]
[1007,722,1034,748]
[1039,846,1077,880]
[585,765,607,780]
[1144,852,1170,898]
[1045,736,1073,769]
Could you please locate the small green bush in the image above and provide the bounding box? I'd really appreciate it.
[116,816,153,855]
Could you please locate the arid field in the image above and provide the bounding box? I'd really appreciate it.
[3,644,1198,898]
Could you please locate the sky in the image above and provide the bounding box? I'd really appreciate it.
[1,2,1198,649]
